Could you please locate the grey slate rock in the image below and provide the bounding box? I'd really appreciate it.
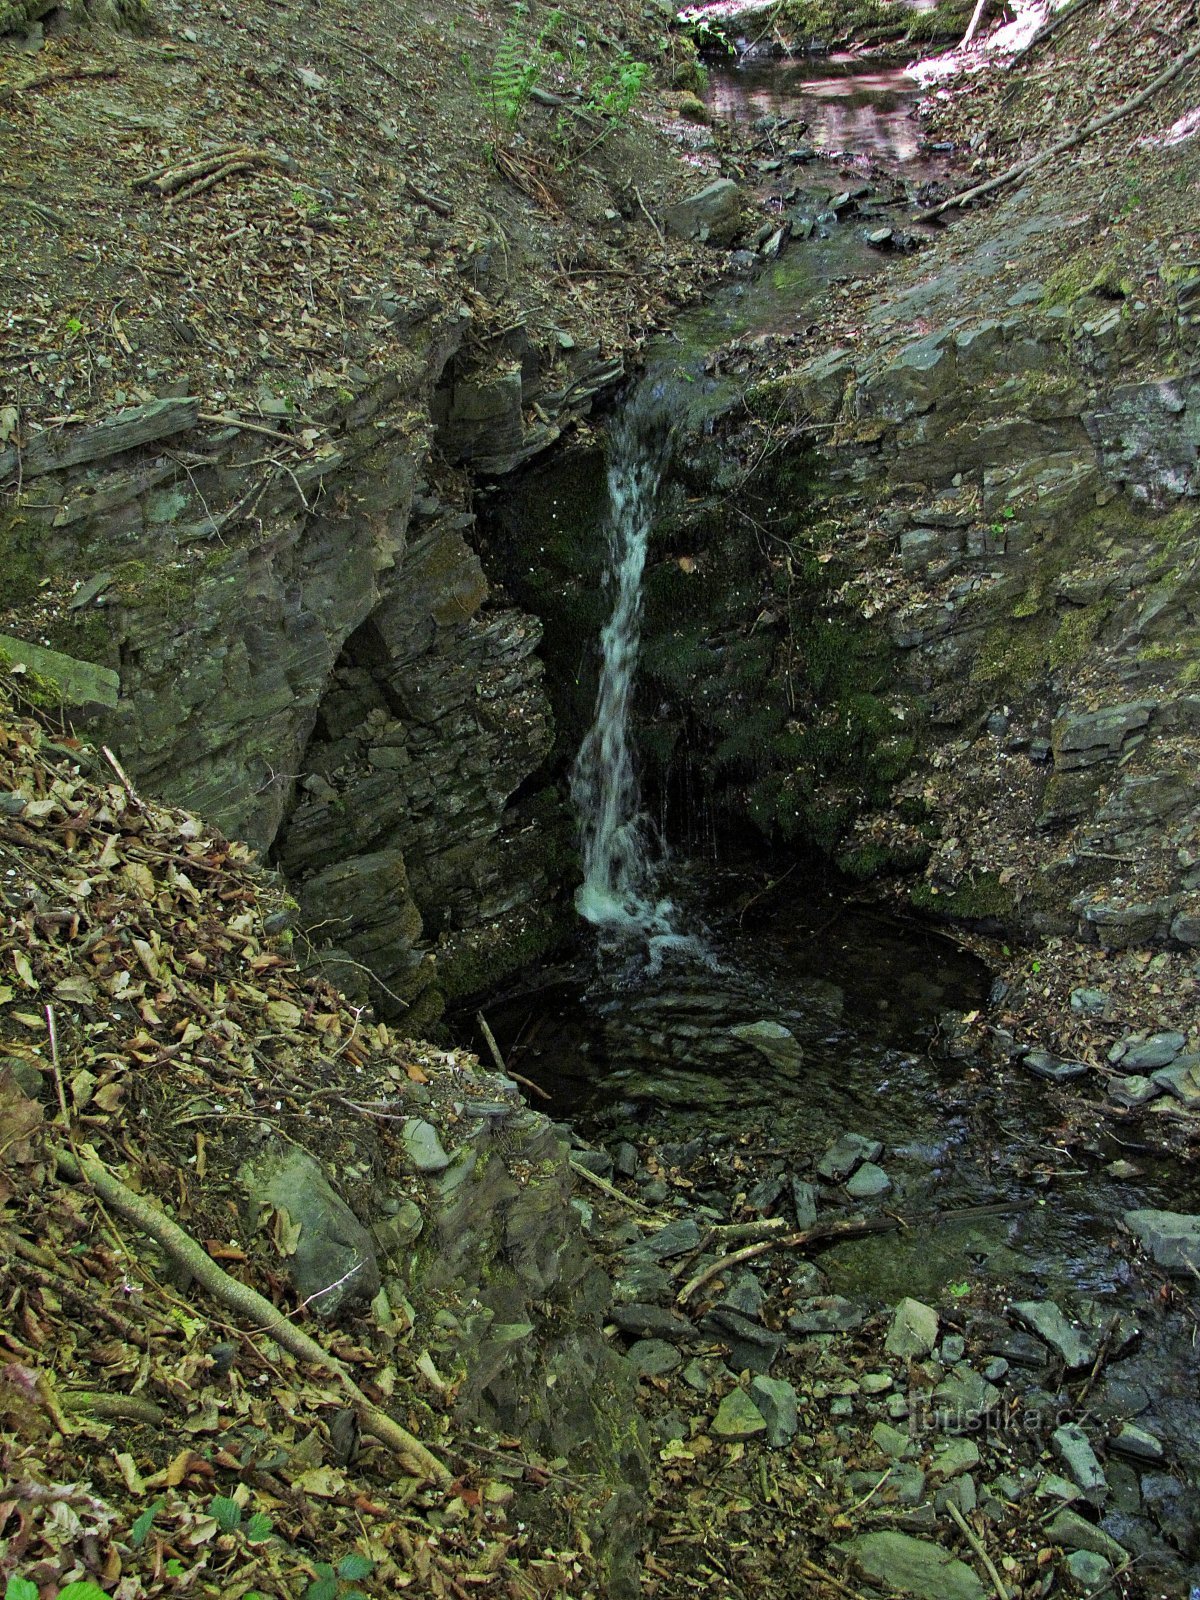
[663,179,745,246]
[787,1295,865,1335]
[749,1375,799,1446]
[1120,1031,1185,1071]
[1111,1423,1164,1463]
[239,1145,379,1318]
[817,1132,883,1180]
[1150,1059,1200,1105]
[1123,1208,1200,1275]
[886,1298,939,1360]
[401,1117,451,1173]
[792,1178,818,1227]
[731,1019,805,1073]
[1066,1551,1111,1587]
[846,1161,891,1199]
[838,1531,986,1600]
[1052,1423,1108,1502]
[1010,1300,1098,1369]
[720,1270,766,1320]
[626,1339,682,1377]
[700,1305,786,1373]
[645,1218,703,1259]
[712,1387,768,1441]
[1109,1074,1162,1107]
[1021,1049,1087,1083]
[1045,1508,1128,1564]
[610,1303,697,1343]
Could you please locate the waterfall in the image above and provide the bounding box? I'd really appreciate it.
[571,393,678,947]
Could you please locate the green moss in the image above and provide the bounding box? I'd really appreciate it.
[0,514,48,607]
[0,645,63,711]
[909,872,1017,924]
[836,838,931,880]
[1049,602,1111,669]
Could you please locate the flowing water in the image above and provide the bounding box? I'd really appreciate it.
[570,394,674,941]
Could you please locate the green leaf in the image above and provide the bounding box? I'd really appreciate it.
[244,1511,274,1543]
[6,1580,40,1600]
[948,1280,971,1298]
[342,1591,370,1600]
[304,1579,339,1600]
[165,1559,185,1577]
[209,1495,242,1531]
[57,1585,111,1600]
[336,1555,374,1581]
[130,1499,164,1547]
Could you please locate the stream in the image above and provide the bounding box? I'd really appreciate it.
[472,53,1200,1592]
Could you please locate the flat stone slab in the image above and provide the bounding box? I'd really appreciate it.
[610,1303,696,1343]
[1123,1208,1200,1275]
[845,1161,891,1199]
[886,1298,939,1360]
[402,1118,451,1173]
[1010,1299,1098,1369]
[712,1387,767,1441]
[645,1218,703,1259]
[1111,1423,1164,1462]
[626,1339,682,1377]
[787,1295,864,1335]
[1045,1508,1128,1564]
[838,1531,986,1600]
[0,631,119,709]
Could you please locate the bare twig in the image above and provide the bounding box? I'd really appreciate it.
[917,32,1200,221]
[946,1500,1009,1600]
[568,1158,656,1214]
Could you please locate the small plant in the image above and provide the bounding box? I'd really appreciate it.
[305,1553,375,1600]
[585,53,648,120]
[472,3,563,132]
[6,1584,110,1600]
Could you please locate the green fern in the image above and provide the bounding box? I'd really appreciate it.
[487,5,563,128]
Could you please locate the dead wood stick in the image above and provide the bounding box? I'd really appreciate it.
[946,1500,1009,1600]
[916,31,1200,221]
[677,1215,899,1305]
[404,180,454,218]
[568,1158,656,1215]
[196,411,305,444]
[55,1143,451,1486]
[0,66,117,104]
[476,1011,551,1101]
[959,0,991,49]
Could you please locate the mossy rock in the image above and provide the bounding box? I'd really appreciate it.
[909,872,1017,928]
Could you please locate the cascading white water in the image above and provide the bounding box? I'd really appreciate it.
[570,396,679,946]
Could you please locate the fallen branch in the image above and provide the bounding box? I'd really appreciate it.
[676,1197,1033,1305]
[916,31,1200,221]
[132,146,296,201]
[959,0,991,50]
[946,1500,1009,1600]
[0,65,117,105]
[476,1011,551,1101]
[677,1215,899,1304]
[568,1158,656,1215]
[55,1143,451,1487]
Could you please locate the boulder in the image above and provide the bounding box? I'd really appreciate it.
[663,179,746,246]
[239,1145,379,1318]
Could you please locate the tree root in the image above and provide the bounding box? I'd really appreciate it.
[917,31,1200,222]
[55,1143,452,1487]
